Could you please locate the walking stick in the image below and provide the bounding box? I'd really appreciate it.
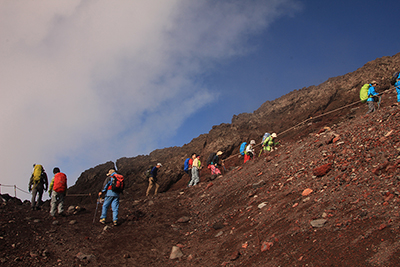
[93,196,100,224]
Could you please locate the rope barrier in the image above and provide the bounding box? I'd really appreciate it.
[222,87,394,164]
[0,184,92,199]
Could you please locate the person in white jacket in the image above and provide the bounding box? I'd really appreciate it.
[244,140,256,163]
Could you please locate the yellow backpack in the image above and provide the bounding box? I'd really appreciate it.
[32,164,43,183]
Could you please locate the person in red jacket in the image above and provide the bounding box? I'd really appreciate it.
[49,167,67,218]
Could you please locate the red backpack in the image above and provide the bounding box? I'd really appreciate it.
[53,173,67,193]
[111,173,124,193]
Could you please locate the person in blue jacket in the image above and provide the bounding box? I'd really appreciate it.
[366,81,379,114]
[99,169,120,226]
[146,163,162,196]
[395,73,400,103]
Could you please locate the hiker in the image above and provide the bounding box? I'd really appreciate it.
[184,157,192,177]
[207,151,223,175]
[28,164,48,210]
[366,81,379,114]
[262,133,277,153]
[49,167,67,218]
[189,155,202,187]
[99,169,122,225]
[395,73,400,103]
[244,140,256,163]
[187,153,196,186]
[146,163,162,196]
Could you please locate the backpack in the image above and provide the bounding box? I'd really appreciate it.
[145,165,153,178]
[239,142,247,156]
[184,158,190,172]
[360,83,370,103]
[206,152,216,166]
[262,133,271,144]
[111,173,124,193]
[33,164,43,183]
[390,71,400,85]
[53,173,67,193]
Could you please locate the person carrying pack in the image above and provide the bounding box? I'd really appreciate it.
[49,167,67,218]
[392,71,400,104]
[99,169,123,226]
[363,81,379,114]
[28,164,48,210]
[184,158,191,174]
[207,151,223,175]
[262,133,277,153]
[244,140,256,163]
[239,142,247,156]
[146,163,162,196]
[189,154,201,187]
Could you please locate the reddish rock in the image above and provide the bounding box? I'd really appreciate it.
[378,224,387,230]
[333,136,340,143]
[313,163,332,177]
[230,251,240,261]
[301,188,313,196]
[261,241,273,252]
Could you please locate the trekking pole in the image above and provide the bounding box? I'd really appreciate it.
[93,196,100,224]
[258,147,263,157]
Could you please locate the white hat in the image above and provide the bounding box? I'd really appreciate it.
[157,163,162,167]
[250,140,256,145]
[216,151,223,156]
[271,133,277,138]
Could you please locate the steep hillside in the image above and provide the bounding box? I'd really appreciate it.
[2,93,400,266]
[68,52,400,200]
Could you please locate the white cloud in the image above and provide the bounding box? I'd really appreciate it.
[0,0,301,199]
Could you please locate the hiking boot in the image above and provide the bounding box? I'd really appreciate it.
[113,220,118,226]
[99,218,106,224]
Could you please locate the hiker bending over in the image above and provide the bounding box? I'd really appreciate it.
[28,164,48,210]
[99,169,123,226]
[146,163,162,196]
[49,167,67,218]
[189,155,202,187]
[262,133,277,153]
[244,140,256,163]
[207,151,223,175]
[366,81,379,114]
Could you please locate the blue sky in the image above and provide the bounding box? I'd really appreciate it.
[0,0,399,200]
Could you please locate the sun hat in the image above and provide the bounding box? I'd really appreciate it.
[107,169,115,176]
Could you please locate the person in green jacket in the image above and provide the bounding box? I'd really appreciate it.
[262,133,277,152]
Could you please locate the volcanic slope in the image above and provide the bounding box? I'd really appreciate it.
[2,99,400,266]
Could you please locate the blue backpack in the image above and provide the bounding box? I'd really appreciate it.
[240,142,247,156]
[262,133,271,144]
[184,158,190,172]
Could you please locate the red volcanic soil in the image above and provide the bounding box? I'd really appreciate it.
[2,103,400,266]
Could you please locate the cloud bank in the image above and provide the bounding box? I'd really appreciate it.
[0,0,300,198]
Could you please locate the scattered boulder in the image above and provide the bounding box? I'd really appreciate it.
[313,163,332,177]
[310,219,327,228]
[169,246,183,260]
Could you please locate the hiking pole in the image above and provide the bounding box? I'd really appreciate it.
[93,196,100,224]
[258,148,263,157]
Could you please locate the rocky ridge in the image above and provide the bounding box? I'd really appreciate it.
[68,52,400,201]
